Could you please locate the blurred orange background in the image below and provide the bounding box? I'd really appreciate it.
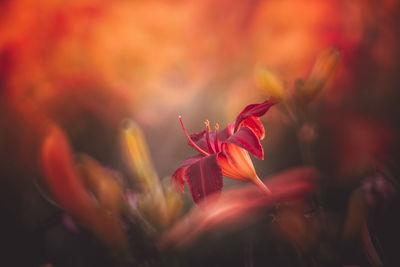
[1,0,400,265]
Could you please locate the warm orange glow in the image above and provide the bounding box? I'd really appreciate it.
[1,0,399,265]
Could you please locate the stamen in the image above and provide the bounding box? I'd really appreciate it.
[204,120,215,153]
[179,116,210,157]
[214,123,220,153]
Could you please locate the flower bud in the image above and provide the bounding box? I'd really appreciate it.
[255,67,285,101]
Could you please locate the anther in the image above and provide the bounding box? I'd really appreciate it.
[204,120,215,153]
[214,123,220,153]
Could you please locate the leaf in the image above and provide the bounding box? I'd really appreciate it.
[184,154,223,204]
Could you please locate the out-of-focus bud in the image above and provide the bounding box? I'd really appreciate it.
[299,47,340,104]
[41,126,128,253]
[121,120,183,231]
[78,155,127,252]
[121,120,159,192]
[255,67,286,101]
[41,126,97,228]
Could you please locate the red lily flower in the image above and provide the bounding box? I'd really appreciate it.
[172,101,274,203]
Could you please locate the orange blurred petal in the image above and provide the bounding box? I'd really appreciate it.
[159,167,318,249]
[41,125,97,227]
[41,126,127,252]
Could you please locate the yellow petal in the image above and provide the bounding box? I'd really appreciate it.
[121,120,160,192]
[121,120,183,230]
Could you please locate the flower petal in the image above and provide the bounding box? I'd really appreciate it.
[188,130,209,152]
[217,123,235,143]
[224,126,263,159]
[234,100,274,131]
[184,154,223,204]
[238,116,265,140]
[171,154,202,192]
[217,144,258,182]
[41,126,97,227]
[42,127,128,252]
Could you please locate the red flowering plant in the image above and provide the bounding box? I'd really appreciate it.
[172,101,275,203]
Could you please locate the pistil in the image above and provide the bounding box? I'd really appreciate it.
[179,116,210,157]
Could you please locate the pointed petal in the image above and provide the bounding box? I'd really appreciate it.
[184,154,223,204]
[217,144,258,182]
[238,116,265,140]
[234,100,274,131]
[217,123,235,143]
[171,155,202,192]
[225,126,263,159]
